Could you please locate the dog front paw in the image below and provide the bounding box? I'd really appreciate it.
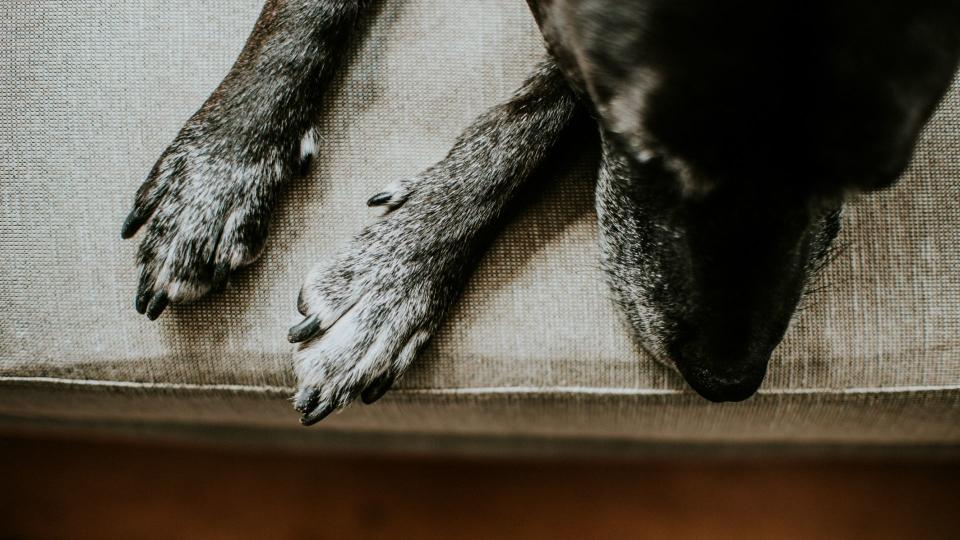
[121,128,293,319]
[289,179,469,424]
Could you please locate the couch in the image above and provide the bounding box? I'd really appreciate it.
[2,0,958,450]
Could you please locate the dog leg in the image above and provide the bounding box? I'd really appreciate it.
[121,0,373,319]
[288,60,580,425]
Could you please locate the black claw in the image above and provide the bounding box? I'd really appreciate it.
[288,313,322,343]
[300,403,335,426]
[135,290,150,315]
[366,192,391,207]
[146,291,169,321]
[294,390,321,414]
[135,275,153,314]
[121,209,146,239]
[211,262,231,293]
[361,373,396,405]
[298,154,313,176]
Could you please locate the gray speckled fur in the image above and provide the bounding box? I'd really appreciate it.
[122,0,366,318]
[122,0,582,422]
[292,62,578,422]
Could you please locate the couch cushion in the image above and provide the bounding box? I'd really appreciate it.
[1,0,958,443]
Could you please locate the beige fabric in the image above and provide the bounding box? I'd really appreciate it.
[2,379,959,444]
[1,1,958,443]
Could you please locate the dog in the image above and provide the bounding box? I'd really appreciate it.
[121,0,960,424]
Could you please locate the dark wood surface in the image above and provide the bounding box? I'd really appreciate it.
[1,434,957,539]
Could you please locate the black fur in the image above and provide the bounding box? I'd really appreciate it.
[533,0,960,400]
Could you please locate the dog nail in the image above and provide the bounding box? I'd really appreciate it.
[300,403,335,426]
[288,313,322,343]
[294,390,321,414]
[146,291,169,320]
[211,262,230,292]
[298,155,313,176]
[121,209,145,239]
[361,373,395,404]
[366,192,391,207]
[135,290,150,315]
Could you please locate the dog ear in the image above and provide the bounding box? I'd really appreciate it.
[545,0,656,162]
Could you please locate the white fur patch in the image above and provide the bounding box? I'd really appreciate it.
[294,305,363,385]
[299,128,318,161]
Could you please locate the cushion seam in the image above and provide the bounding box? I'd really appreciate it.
[1,376,958,396]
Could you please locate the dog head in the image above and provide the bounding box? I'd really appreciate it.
[532,0,960,400]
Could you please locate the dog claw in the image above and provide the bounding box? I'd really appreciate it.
[121,209,146,239]
[288,313,322,343]
[146,291,169,320]
[135,289,150,314]
[300,402,335,426]
[298,154,313,177]
[211,262,231,293]
[293,389,321,414]
[361,373,395,404]
[366,192,391,207]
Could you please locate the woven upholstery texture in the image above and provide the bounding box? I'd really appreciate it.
[1,0,958,443]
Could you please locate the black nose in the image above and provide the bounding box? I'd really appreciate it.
[681,365,767,402]
[672,343,771,403]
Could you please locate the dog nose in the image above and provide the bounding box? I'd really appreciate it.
[671,343,771,402]
[682,365,767,402]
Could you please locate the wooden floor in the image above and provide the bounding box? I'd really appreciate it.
[1,434,958,540]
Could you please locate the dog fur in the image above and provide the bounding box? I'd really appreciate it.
[122,0,960,422]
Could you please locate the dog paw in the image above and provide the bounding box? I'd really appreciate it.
[289,180,470,424]
[121,128,294,319]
